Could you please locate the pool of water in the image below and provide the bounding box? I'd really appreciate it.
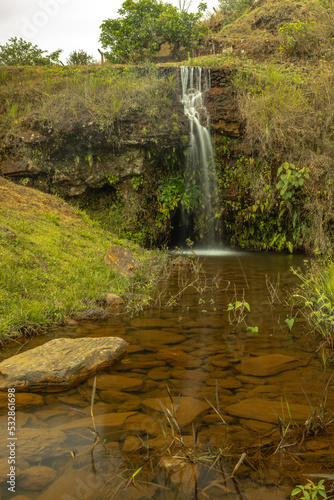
[1,251,333,499]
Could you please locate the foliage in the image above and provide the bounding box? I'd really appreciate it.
[218,0,254,27]
[67,49,94,65]
[279,0,334,59]
[292,260,334,341]
[99,0,208,63]
[156,174,200,227]
[0,37,62,66]
[291,479,327,499]
[276,163,310,202]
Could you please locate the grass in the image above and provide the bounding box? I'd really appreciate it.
[0,64,178,139]
[0,177,168,344]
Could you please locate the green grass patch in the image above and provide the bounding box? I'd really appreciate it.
[0,187,167,343]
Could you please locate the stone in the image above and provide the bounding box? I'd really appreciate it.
[171,369,206,382]
[74,307,111,320]
[225,397,311,424]
[55,411,136,432]
[142,396,210,428]
[239,418,275,433]
[104,245,139,278]
[139,330,186,351]
[105,293,125,307]
[207,377,242,390]
[0,337,128,392]
[38,468,103,500]
[1,158,42,177]
[0,392,43,411]
[147,367,170,380]
[237,354,302,377]
[122,435,142,452]
[245,384,280,398]
[0,428,67,461]
[88,374,144,391]
[156,348,201,368]
[124,413,161,436]
[19,466,57,491]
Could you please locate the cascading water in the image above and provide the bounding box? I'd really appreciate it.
[180,66,220,246]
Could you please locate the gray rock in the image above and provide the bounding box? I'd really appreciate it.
[0,337,128,392]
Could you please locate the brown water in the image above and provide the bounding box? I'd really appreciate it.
[1,250,333,500]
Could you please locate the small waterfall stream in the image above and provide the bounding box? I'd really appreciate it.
[180,66,219,246]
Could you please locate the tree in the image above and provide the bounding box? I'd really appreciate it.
[0,37,62,66]
[99,0,208,63]
[67,49,95,65]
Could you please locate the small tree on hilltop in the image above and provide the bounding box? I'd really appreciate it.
[99,0,208,63]
[67,49,95,65]
[0,37,62,66]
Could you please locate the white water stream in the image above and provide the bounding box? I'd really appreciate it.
[180,66,219,246]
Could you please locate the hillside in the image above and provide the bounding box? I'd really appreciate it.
[0,177,167,343]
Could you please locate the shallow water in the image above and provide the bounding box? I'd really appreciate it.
[1,251,333,499]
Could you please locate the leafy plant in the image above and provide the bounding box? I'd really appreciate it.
[291,479,327,499]
[67,49,94,65]
[130,176,144,191]
[292,260,334,341]
[276,163,310,203]
[0,37,62,66]
[226,288,251,332]
[99,0,208,63]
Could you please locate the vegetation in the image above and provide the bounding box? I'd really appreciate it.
[0,37,62,66]
[99,0,208,63]
[292,260,334,343]
[67,49,95,65]
[0,179,167,343]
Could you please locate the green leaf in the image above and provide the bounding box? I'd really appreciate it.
[285,316,296,331]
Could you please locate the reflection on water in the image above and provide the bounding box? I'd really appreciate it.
[0,252,333,500]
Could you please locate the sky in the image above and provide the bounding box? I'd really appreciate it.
[0,0,219,64]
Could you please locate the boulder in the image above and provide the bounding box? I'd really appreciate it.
[0,337,128,392]
[236,354,302,377]
[225,397,311,424]
[104,245,139,278]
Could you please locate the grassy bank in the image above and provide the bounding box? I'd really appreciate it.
[0,178,168,345]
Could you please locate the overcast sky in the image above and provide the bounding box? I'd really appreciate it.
[0,0,219,64]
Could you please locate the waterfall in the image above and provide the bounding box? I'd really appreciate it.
[180,66,219,246]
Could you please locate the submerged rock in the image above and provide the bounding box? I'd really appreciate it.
[142,396,210,428]
[0,337,128,392]
[225,397,311,424]
[19,466,57,491]
[236,354,302,377]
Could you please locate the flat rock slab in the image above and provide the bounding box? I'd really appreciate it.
[225,397,311,424]
[104,245,139,278]
[237,354,301,377]
[0,337,128,392]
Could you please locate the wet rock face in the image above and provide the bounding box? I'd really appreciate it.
[0,337,128,392]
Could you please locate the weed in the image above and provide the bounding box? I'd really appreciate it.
[291,479,327,499]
